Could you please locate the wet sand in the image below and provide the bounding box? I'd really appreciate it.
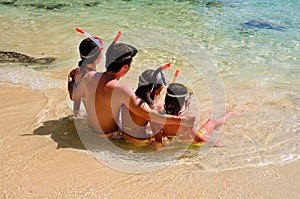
[1,83,299,198]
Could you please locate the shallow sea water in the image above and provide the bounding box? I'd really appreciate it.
[0,0,299,172]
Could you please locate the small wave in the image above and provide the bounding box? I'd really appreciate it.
[0,65,64,90]
[281,154,299,162]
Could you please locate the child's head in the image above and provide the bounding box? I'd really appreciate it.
[164,83,190,115]
[135,68,167,105]
[105,43,137,73]
[79,37,103,65]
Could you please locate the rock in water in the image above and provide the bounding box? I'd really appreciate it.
[0,51,55,64]
[240,20,285,31]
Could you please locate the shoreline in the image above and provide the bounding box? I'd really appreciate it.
[1,83,299,198]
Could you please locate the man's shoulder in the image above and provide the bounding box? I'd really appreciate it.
[82,71,101,81]
[115,81,135,93]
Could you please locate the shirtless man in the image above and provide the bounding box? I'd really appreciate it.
[70,42,196,137]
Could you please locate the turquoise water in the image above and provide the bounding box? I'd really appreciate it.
[0,0,299,172]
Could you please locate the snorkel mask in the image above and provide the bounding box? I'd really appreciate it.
[166,89,190,101]
[138,63,170,88]
[165,84,190,115]
[137,63,171,105]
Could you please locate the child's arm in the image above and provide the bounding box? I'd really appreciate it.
[68,67,84,116]
[67,67,80,100]
[73,100,81,117]
[151,122,164,150]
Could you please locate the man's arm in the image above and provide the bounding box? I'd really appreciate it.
[116,83,196,127]
[150,122,164,150]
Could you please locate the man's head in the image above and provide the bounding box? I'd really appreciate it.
[105,43,137,73]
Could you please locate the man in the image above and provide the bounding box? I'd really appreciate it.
[70,42,195,137]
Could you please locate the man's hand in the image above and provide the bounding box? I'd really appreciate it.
[181,112,196,128]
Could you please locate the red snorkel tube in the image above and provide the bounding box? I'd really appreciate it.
[151,63,171,86]
[160,63,171,71]
[113,31,122,43]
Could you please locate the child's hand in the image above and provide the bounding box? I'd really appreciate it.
[68,67,80,82]
[68,67,80,100]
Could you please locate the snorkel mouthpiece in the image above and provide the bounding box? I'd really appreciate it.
[76,27,103,51]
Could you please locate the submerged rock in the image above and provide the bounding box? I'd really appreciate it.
[240,20,285,31]
[0,1,72,10]
[0,51,55,64]
[206,1,223,8]
[0,1,14,5]
[25,3,70,10]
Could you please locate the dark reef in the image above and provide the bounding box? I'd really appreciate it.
[0,51,55,64]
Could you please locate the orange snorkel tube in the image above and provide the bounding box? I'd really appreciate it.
[171,69,180,83]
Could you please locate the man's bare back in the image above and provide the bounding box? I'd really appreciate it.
[72,71,124,135]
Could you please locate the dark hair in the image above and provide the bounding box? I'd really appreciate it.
[79,38,101,66]
[135,69,166,105]
[164,83,188,115]
[105,43,137,73]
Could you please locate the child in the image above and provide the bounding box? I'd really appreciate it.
[120,66,169,146]
[68,36,103,116]
[151,83,232,150]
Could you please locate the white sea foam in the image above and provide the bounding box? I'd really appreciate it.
[0,66,64,90]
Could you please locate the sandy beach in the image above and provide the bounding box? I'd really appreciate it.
[1,83,299,198]
[1,1,299,197]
